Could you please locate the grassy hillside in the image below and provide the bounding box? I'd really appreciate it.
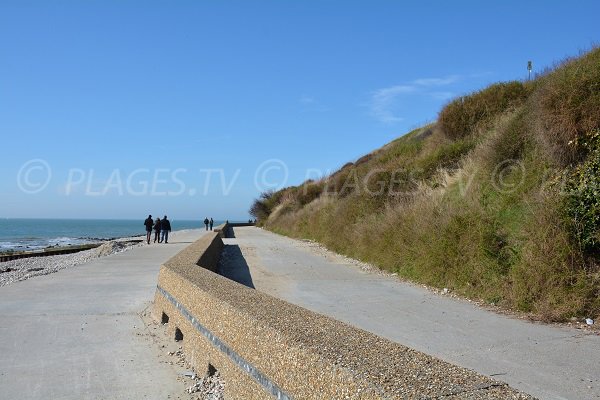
[250,47,600,322]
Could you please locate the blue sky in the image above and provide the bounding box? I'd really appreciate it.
[1,1,598,220]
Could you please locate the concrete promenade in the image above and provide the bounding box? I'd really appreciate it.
[225,227,600,400]
[0,229,205,400]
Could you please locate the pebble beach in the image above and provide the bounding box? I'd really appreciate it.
[0,240,139,287]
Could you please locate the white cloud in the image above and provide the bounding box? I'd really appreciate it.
[411,75,460,87]
[299,95,315,104]
[368,75,461,124]
[370,85,417,123]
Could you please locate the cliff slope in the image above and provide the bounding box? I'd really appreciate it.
[251,47,600,321]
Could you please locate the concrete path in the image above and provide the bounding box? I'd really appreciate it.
[0,229,205,400]
[225,227,600,400]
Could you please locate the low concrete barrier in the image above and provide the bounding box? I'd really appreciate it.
[214,221,255,239]
[153,231,532,399]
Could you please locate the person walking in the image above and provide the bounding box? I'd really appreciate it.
[160,215,172,243]
[144,215,153,244]
[203,217,209,231]
[209,218,214,231]
[153,217,161,243]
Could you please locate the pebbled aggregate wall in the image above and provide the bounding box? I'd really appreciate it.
[153,231,534,399]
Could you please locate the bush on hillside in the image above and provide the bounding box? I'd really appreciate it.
[297,182,325,206]
[533,47,600,165]
[249,190,284,221]
[416,136,477,177]
[564,129,600,254]
[324,167,356,198]
[438,81,529,140]
[481,107,530,171]
[507,193,600,321]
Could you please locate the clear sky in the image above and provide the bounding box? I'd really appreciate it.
[1,1,598,220]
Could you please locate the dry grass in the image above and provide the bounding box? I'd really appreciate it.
[531,46,600,165]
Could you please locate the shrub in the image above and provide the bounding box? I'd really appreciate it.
[483,108,529,170]
[249,190,284,221]
[509,195,599,321]
[297,182,325,206]
[417,136,476,178]
[533,47,600,164]
[564,130,600,254]
[325,167,362,198]
[438,81,529,140]
[377,134,424,166]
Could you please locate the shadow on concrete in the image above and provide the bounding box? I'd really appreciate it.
[217,244,254,289]
[223,226,235,238]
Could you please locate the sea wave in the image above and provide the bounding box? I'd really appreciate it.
[0,237,100,252]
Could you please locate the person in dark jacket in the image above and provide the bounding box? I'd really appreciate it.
[203,217,209,231]
[209,218,214,231]
[144,215,153,244]
[160,215,172,244]
[153,217,161,243]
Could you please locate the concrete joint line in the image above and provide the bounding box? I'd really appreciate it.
[156,285,292,400]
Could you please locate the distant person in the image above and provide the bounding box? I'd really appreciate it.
[144,215,153,244]
[160,215,172,243]
[204,217,209,231]
[153,217,161,243]
[209,218,214,231]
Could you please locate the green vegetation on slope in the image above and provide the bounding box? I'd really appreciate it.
[250,47,600,321]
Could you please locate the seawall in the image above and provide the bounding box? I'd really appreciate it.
[152,226,533,399]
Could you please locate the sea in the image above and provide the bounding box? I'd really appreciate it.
[0,218,222,252]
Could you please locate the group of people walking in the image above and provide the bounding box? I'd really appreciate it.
[144,215,171,244]
[144,215,218,244]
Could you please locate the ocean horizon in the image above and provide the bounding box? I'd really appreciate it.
[0,218,225,252]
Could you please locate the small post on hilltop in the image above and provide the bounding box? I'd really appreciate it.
[527,60,532,81]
